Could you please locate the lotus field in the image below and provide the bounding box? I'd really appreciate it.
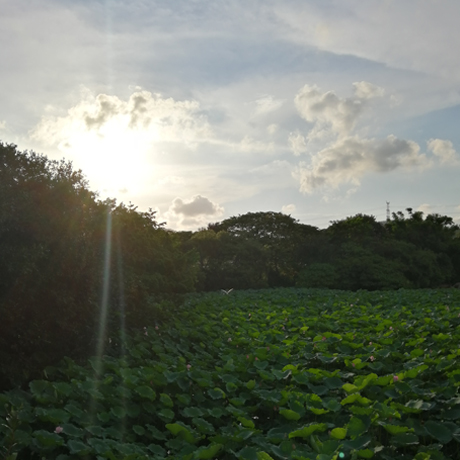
[2,288,460,460]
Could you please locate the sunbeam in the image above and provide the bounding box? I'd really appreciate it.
[89,208,112,424]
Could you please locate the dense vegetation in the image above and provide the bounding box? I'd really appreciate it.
[185,210,460,292]
[0,143,197,390]
[1,141,460,390]
[2,288,460,459]
[1,142,460,459]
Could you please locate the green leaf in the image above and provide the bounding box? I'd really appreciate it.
[357,448,374,458]
[279,409,301,421]
[289,423,327,438]
[246,380,256,390]
[192,417,215,434]
[166,422,197,444]
[324,377,343,389]
[61,423,83,437]
[257,452,275,460]
[147,424,167,440]
[208,388,226,399]
[343,435,372,450]
[207,407,226,418]
[330,427,347,439]
[254,360,269,370]
[160,393,174,407]
[238,416,255,429]
[424,421,453,443]
[343,383,359,394]
[443,407,460,420]
[134,385,156,401]
[236,446,258,460]
[67,439,90,455]
[391,432,419,446]
[177,394,192,405]
[183,407,204,418]
[347,417,369,437]
[147,444,167,456]
[324,398,342,412]
[97,412,111,423]
[382,425,411,435]
[87,438,112,455]
[158,408,175,421]
[195,443,223,459]
[35,407,70,424]
[32,430,65,448]
[132,425,145,436]
[110,406,126,419]
[405,400,434,411]
[85,425,105,437]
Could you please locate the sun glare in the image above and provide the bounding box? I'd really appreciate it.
[61,117,156,196]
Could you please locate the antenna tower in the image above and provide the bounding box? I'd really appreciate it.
[386,201,390,221]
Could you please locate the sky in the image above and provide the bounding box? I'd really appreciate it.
[1,0,459,231]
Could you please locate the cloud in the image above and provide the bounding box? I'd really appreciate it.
[267,124,278,135]
[239,135,275,153]
[282,204,296,215]
[288,131,308,156]
[427,138,459,165]
[294,81,384,139]
[31,88,212,149]
[417,203,433,215]
[252,95,285,116]
[294,135,428,193]
[164,195,224,230]
[0,120,6,130]
[273,2,460,83]
[171,195,223,217]
[290,81,453,196]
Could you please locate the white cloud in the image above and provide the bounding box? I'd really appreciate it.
[417,203,433,215]
[250,160,292,175]
[252,95,284,116]
[294,135,427,194]
[282,204,296,215]
[31,88,211,149]
[171,195,223,217]
[273,2,460,83]
[294,81,384,139]
[352,81,385,100]
[239,135,274,153]
[164,195,224,230]
[0,120,6,130]
[288,131,308,156]
[427,138,459,165]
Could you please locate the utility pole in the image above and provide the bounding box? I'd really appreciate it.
[386,201,390,221]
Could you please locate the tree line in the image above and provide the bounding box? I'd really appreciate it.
[181,208,460,292]
[1,142,459,389]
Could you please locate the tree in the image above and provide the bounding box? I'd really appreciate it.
[0,142,198,390]
[209,212,319,287]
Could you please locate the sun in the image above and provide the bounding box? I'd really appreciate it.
[60,117,157,197]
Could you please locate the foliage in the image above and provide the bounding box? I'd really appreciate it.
[296,263,339,289]
[186,229,268,291]
[188,211,460,292]
[0,142,197,390]
[2,287,460,459]
[204,212,320,288]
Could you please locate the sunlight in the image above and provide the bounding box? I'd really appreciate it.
[61,117,157,196]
